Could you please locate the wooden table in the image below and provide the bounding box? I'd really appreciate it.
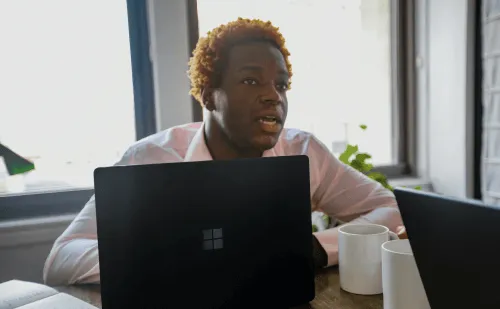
[56,267,382,309]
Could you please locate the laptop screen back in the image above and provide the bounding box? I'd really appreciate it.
[94,155,315,308]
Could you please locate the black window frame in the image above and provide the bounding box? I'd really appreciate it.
[473,0,483,199]
[372,0,417,178]
[0,0,156,222]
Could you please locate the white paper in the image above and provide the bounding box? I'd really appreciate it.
[0,280,57,309]
[17,293,98,309]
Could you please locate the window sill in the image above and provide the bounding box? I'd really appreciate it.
[0,214,76,248]
[0,175,432,224]
[0,188,94,222]
[389,177,433,191]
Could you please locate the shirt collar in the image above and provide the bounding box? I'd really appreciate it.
[184,124,213,162]
[184,122,279,162]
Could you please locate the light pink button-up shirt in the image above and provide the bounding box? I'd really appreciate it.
[43,122,402,285]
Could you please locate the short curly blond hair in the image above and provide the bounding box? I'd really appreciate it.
[188,18,293,104]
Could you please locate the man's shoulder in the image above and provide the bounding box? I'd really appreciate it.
[136,122,201,147]
[279,128,326,154]
[120,122,202,163]
[281,127,314,141]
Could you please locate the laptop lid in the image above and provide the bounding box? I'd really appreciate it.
[394,188,500,309]
[94,155,315,309]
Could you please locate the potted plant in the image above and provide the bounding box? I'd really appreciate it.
[312,124,420,232]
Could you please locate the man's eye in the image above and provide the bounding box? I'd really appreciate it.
[276,83,289,91]
[242,78,258,85]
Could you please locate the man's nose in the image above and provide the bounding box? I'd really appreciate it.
[261,83,282,105]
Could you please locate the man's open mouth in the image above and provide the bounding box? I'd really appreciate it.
[257,115,282,134]
[259,116,280,126]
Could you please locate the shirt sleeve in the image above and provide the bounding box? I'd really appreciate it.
[43,195,100,285]
[308,136,403,267]
[43,148,137,286]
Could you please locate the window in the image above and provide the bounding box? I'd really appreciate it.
[195,0,415,173]
[0,1,155,220]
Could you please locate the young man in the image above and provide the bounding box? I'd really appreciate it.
[43,18,403,286]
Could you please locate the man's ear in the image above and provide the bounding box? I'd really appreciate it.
[201,88,215,111]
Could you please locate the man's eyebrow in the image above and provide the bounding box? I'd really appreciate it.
[237,65,265,73]
[237,65,289,78]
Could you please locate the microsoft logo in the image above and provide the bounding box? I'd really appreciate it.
[202,228,223,250]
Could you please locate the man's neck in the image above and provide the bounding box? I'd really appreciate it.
[204,121,261,160]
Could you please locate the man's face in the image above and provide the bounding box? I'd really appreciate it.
[209,41,289,152]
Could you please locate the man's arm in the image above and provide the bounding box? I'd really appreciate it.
[308,136,403,267]
[43,196,100,285]
[43,145,143,286]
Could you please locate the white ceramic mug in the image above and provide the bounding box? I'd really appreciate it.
[338,224,398,295]
[382,239,430,309]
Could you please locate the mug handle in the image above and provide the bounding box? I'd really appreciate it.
[389,231,399,240]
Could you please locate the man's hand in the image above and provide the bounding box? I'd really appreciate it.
[396,226,408,239]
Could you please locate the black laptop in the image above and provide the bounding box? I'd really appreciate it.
[394,188,500,309]
[94,155,315,309]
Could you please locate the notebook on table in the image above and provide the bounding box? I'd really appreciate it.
[0,280,98,309]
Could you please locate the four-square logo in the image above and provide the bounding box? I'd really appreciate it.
[202,228,223,250]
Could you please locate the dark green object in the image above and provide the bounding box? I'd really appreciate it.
[0,143,35,176]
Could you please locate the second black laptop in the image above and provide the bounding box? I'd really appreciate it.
[395,188,500,309]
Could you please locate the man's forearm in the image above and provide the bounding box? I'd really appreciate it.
[44,239,100,285]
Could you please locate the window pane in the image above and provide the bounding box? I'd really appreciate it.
[197,0,394,166]
[0,1,135,194]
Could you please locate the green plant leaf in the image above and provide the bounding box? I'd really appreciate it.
[339,144,358,164]
[402,185,422,191]
[350,158,364,172]
[338,123,396,192]
[355,153,373,172]
[368,171,393,191]
[312,224,318,232]
[356,153,372,162]
[321,214,330,226]
[346,153,373,173]
[360,163,374,173]
[368,171,385,181]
